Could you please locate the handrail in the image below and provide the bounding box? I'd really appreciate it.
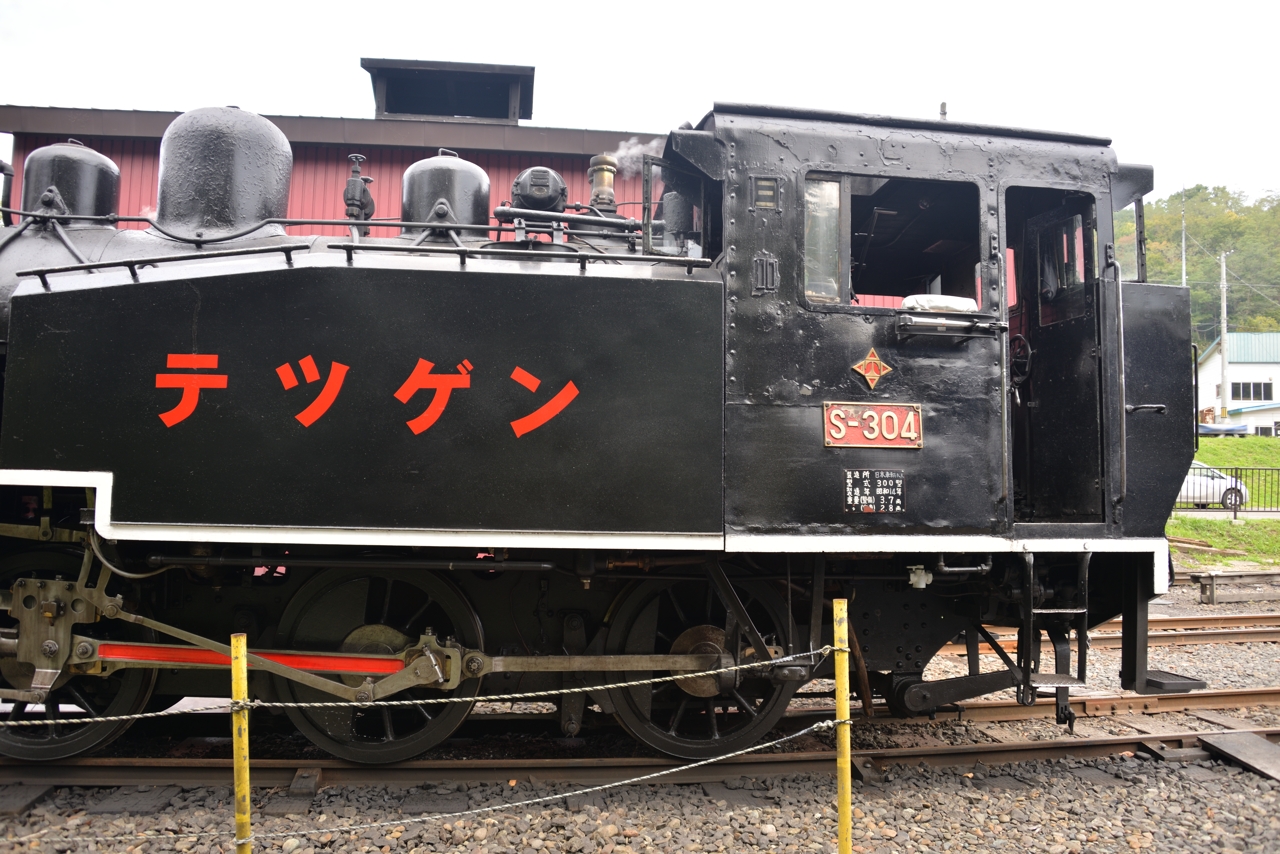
[492,205,641,230]
[1113,252,1127,506]
[0,207,642,247]
[16,243,311,291]
[326,242,713,274]
[1192,343,1200,452]
[896,312,1007,339]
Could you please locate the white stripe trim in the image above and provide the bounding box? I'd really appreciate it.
[725,533,1169,554]
[0,469,1173,589]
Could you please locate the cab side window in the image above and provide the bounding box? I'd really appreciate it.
[802,174,982,311]
[803,180,843,305]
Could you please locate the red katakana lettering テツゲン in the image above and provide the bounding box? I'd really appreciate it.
[155,354,228,427]
[276,355,350,427]
[394,358,473,434]
[509,366,578,437]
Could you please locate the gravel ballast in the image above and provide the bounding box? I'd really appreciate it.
[7,754,1280,854]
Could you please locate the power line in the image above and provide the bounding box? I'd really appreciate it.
[1237,281,1280,309]
[1182,229,1260,287]
[1183,281,1280,288]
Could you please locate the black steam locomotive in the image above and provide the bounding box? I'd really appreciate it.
[0,103,1197,762]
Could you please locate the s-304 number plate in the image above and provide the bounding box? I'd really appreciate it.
[823,402,923,449]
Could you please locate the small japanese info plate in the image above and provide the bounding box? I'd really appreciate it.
[844,469,904,513]
[823,402,923,449]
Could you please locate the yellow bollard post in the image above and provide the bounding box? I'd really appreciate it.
[231,632,253,854]
[833,598,852,854]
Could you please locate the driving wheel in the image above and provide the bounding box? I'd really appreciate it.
[0,551,157,761]
[605,575,797,759]
[271,568,482,763]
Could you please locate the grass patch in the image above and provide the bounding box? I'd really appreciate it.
[1166,515,1280,564]
[1196,435,1280,468]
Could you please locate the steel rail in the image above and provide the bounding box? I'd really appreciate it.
[5,726,1278,789]
[788,685,1280,723]
[1131,613,1280,630]
[941,625,1280,656]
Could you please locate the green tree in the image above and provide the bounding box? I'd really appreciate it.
[1116,187,1280,346]
[1242,314,1280,332]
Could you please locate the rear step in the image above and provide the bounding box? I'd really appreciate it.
[1144,670,1209,692]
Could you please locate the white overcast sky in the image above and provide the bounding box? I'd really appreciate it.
[0,0,1274,203]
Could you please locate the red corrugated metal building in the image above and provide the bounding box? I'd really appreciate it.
[0,60,663,239]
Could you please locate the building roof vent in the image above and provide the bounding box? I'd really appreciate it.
[361,58,534,125]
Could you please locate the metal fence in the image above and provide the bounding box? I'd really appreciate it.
[1174,466,1280,513]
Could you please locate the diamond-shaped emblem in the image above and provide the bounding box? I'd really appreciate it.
[852,348,893,390]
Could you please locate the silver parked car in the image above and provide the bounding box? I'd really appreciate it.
[1179,461,1249,509]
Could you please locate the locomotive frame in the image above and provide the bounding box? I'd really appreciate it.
[0,101,1199,762]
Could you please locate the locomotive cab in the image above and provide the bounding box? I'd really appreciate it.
[659,105,1191,542]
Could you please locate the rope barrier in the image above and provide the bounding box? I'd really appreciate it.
[0,647,844,726]
[0,699,240,727]
[235,647,839,711]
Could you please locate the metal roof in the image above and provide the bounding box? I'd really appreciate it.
[1228,402,1280,415]
[0,105,656,157]
[713,103,1112,147]
[1198,333,1280,365]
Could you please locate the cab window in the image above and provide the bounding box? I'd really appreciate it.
[1004,187,1097,327]
[803,174,982,310]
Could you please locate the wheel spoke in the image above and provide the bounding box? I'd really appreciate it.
[46,700,62,738]
[400,596,433,634]
[668,696,689,735]
[64,683,103,717]
[380,581,395,625]
[665,588,687,628]
[380,707,397,742]
[8,701,27,722]
[363,577,388,626]
[731,689,758,718]
[705,699,719,739]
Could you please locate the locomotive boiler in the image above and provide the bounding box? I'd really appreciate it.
[0,102,1199,763]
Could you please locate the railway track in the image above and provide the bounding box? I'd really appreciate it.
[6,728,1279,791]
[4,686,1280,790]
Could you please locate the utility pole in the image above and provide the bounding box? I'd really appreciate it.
[1220,251,1229,420]
[1181,192,1187,288]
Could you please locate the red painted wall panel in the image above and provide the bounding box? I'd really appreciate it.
[12,134,653,241]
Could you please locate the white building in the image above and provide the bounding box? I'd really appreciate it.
[1196,332,1280,435]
